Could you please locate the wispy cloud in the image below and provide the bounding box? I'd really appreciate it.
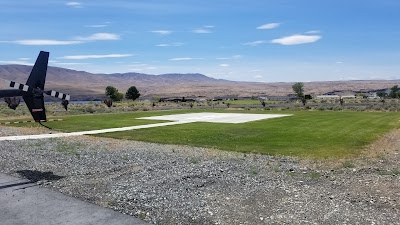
[156,43,183,47]
[257,23,280,30]
[2,32,119,46]
[192,28,212,34]
[243,40,269,46]
[305,30,321,34]
[216,55,242,60]
[219,64,230,67]
[169,57,203,61]
[86,24,108,28]
[61,54,133,59]
[151,30,173,35]
[18,58,30,61]
[52,62,90,65]
[75,33,120,41]
[9,40,84,45]
[0,60,33,65]
[271,35,321,45]
[66,2,82,8]
[192,25,214,34]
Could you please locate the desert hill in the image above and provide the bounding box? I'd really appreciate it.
[0,64,398,100]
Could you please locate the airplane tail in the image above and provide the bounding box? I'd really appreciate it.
[26,51,49,89]
[24,51,49,121]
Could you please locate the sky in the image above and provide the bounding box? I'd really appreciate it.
[0,0,399,82]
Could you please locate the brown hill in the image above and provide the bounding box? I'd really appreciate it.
[0,65,398,100]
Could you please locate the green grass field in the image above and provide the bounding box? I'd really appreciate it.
[2,109,400,159]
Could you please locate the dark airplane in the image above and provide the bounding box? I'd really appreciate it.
[0,51,70,122]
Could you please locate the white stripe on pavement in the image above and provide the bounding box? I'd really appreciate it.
[0,121,189,141]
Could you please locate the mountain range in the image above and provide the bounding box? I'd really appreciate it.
[0,64,398,100]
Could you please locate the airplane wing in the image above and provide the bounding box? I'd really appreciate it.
[23,95,46,121]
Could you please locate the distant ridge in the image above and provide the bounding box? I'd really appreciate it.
[0,64,398,100]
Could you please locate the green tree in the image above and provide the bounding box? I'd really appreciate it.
[377,92,387,105]
[389,85,399,98]
[125,86,141,101]
[292,82,304,98]
[105,86,118,97]
[292,82,307,105]
[105,86,123,101]
[114,92,124,101]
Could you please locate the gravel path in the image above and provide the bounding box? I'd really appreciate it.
[0,126,399,225]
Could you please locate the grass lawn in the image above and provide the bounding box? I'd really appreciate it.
[2,109,400,158]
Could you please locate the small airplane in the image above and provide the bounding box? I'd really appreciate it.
[0,51,70,123]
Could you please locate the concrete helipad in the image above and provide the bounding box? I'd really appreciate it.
[0,113,291,141]
[138,112,291,124]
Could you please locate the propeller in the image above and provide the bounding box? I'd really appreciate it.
[4,80,71,101]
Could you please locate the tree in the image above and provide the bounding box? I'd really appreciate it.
[105,86,123,101]
[105,86,118,97]
[389,85,399,98]
[292,82,306,105]
[114,92,124,101]
[377,92,387,105]
[125,86,141,101]
[292,82,304,98]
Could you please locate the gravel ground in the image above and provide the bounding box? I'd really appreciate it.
[0,126,399,225]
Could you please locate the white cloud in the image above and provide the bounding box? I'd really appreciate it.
[66,2,82,8]
[18,58,30,60]
[305,30,321,34]
[219,64,230,67]
[52,62,90,65]
[204,25,215,28]
[156,43,183,47]
[243,40,269,46]
[61,54,133,59]
[151,30,173,35]
[254,75,263,79]
[271,35,321,45]
[3,32,119,46]
[217,55,242,60]
[169,57,194,61]
[257,23,280,30]
[169,57,203,61]
[192,28,212,34]
[336,61,344,64]
[12,40,84,45]
[0,60,33,65]
[75,33,120,41]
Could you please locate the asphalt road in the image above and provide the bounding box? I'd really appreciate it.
[0,172,148,225]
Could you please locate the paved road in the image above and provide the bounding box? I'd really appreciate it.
[0,172,148,225]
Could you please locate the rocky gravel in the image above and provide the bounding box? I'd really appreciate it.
[0,126,399,225]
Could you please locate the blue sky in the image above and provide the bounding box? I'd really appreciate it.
[0,0,399,82]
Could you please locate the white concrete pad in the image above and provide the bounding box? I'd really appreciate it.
[138,112,292,124]
[0,113,291,141]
